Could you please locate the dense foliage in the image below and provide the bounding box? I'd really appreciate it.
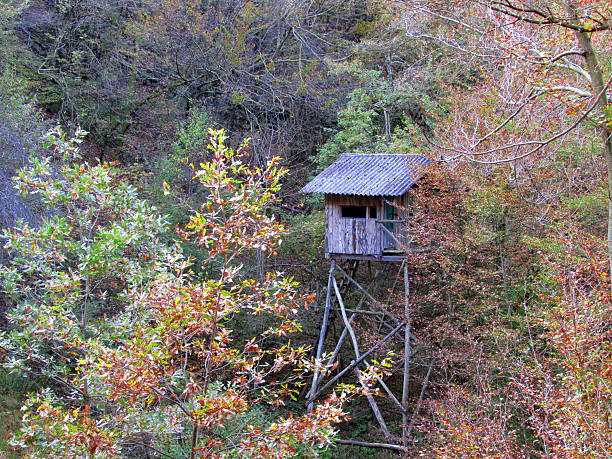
[0,0,610,457]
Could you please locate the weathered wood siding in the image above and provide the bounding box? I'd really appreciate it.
[325,195,383,256]
[324,192,412,257]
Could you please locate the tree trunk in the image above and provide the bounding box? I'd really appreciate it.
[567,1,612,292]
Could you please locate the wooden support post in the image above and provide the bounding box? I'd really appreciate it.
[327,313,355,369]
[332,277,360,355]
[309,322,406,402]
[332,279,405,413]
[407,361,433,438]
[386,259,406,305]
[402,263,411,447]
[307,260,335,410]
[354,369,393,442]
[333,277,394,441]
[334,438,408,452]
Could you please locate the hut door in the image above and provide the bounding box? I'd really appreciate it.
[383,200,396,250]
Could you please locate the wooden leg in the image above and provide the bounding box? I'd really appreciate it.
[307,259,417,450]
[306,260,335,410]
[354,368,393,442]
[402,263,411,447]
[334,277,396,442]
[407,361,433,438]
[333,277,404,413]
[308,322,406,403]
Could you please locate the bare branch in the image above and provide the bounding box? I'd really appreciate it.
[427,74,612,163]
[549,86,592,97]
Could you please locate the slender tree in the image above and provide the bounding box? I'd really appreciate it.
[2,129,353,458]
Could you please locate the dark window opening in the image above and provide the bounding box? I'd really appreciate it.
[384,201,396,220]
[369,207,377,219]
[341,205,367,218]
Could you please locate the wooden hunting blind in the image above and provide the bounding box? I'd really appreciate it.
[300,153,432,449]
[300,154,430,261]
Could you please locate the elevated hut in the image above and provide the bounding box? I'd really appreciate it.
[300,154,430,261]
[302,154,431,441]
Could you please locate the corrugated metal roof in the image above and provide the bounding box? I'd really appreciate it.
[300,154,431,196]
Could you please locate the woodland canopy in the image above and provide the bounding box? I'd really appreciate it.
[0,0,610,457]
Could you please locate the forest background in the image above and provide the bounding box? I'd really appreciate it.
[0,0,610,457]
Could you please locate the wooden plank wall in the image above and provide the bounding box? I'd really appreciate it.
[325,195,383,256]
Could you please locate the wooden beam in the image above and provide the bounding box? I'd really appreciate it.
[353,368,393,442]
[331,276,405,414]
[334,438,407,452]
[307,260,335,410]
[378,222,403,249]
[332,276,361,356]
[334,307,385,316]
[309,322,406,403]
[407,361,433,438]
[332,276,392,439]
[326,312,355,369]
[402,263,411,447]
[330,253,406,262]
